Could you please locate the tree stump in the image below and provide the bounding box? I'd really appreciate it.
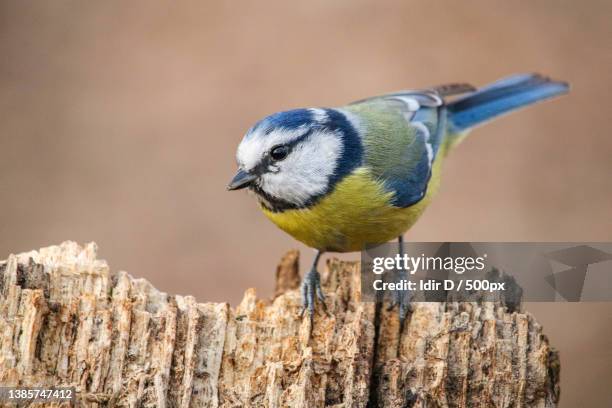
[0,242,560,407]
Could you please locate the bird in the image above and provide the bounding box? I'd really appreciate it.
[227,73,568,329]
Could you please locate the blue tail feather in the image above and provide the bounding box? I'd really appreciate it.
[447,73,569,132]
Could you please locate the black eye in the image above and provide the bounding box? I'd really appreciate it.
[270,145,289,161]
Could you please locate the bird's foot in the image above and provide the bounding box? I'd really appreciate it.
[300,268,328,332]
[387,269,413,330]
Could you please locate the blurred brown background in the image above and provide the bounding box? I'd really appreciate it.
[1,1,611,405]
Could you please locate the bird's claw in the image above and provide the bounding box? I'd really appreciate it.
[300,268,328,331]
[386,269,413,329]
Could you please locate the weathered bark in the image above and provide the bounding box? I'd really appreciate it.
[0,242,560,407]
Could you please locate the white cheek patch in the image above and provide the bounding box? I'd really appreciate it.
[260,130,343,206]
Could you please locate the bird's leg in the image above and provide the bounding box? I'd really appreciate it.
[300,250,327,330]
[389,235,412,330]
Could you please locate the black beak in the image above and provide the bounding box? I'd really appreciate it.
[227,169,257,191]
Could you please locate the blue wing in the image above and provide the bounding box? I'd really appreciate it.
[347,89,460,207]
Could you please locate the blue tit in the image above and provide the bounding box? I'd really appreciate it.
[228,73,568,327]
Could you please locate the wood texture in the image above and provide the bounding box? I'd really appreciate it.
[0,242,560,407]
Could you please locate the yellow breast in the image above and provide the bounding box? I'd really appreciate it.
[261,157,443,252]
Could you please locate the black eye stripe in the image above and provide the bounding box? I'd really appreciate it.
[268,129,313,160]
[250,129,314,175]
[285,128,313,149]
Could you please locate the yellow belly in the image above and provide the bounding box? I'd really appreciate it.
[261,157,443,252]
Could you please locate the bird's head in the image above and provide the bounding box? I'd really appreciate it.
[228,108,362,211]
